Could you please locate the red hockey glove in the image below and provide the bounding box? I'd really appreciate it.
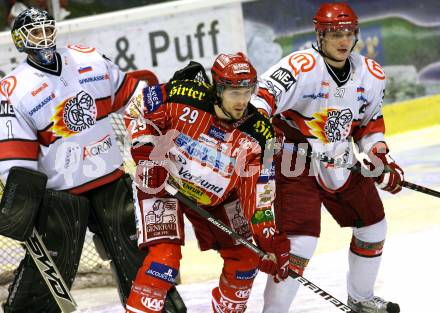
[367,143,404,194]
[256,229,290,282]
[131,144,168,196]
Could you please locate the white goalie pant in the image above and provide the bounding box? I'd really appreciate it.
[262,218,387,312]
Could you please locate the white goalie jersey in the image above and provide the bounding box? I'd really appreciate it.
[251,48,387,191]
[0,44,143,193]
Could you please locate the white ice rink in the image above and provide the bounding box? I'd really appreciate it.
[73,126,440,313]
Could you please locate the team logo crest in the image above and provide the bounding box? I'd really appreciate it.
[306,108,353,143]
[51,91,97,137]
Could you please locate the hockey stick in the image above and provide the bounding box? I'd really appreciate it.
[164,184,358,313]
[291,145,440,199]
[24,228,79,313]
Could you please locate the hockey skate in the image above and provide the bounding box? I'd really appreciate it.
[347,295,400,313]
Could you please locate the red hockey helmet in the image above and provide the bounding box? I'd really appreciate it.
[211,52,257,94]
[313,2,359,33]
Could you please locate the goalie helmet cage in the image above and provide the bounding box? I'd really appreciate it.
[0,69,159,298]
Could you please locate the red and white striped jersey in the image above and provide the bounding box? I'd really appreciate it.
[0,44,143,194]
[252,48,386,191]
[125,79,276,237]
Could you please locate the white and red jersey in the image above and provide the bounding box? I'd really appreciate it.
[252,48,386,191]
[0,44,144,194]
[125,79,276,238]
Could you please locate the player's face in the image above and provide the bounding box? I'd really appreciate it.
[220,86,254,120]
[321,30,356,64]
[27,25,55,47]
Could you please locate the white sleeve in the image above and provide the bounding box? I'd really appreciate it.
[0,98,39,183]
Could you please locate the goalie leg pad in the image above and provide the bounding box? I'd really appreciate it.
[3,189,89,313]
[86,175,146,304]
[0,167,47,241]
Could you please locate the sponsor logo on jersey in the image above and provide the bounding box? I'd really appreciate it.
[143,85,163,113]
[302,92,329,100]
[178,167,224,194]
[251,208,274,224]
[223,200,251,238]
[28,93,55,116]
[258,163,275,183]
[306,108,353,143]
[167,82,207,101]
[31,82,48,96]
[78,66,93,74]
[236,268,258,280]
[253,120,273,141]
[0,100,15,117]
[143,198,179,239]
[78,73,109,84]
[207,126,226,141]
[175,179,212,205]
[0,76,17,97]
[198,133,218,146]
[175,133,235,175]
[67,43,96,53]
[269,67,296,91]
[82,134,112,160]
[51,91,97,137]
[146,262,178,284]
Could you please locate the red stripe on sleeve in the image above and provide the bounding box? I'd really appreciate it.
[0,139,39,161]
[352,117,385,141]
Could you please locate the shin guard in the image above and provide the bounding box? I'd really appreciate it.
[212,246,260,313]
[126,243,182,313]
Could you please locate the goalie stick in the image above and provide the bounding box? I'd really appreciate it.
[290,144,440,199]
[164,184,358,313]
[24,228,79,313]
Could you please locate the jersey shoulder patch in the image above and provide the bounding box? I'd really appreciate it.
[164,79,216,113]
[238,105,275,154]
[287,50,317,77]
[66,43,97,54]
[364,57,385,80]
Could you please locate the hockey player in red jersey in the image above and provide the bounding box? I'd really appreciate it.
[251,2,402,313]
[124,54,291,313]
[0,7,184,313]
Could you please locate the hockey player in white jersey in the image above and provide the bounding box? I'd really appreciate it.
[0,7,184,313]
[251,2,402,313]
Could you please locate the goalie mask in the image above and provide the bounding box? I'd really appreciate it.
[11,7,57,65]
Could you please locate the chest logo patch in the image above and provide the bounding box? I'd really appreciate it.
[306,108,353,143]
[51,91,97,137]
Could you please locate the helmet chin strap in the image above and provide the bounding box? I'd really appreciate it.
[313,33,358,64]
[215,102,236,121]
